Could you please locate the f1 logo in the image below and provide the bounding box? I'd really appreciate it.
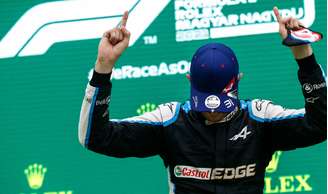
[0,0,170,58]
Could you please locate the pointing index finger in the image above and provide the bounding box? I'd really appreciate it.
[273,6,281,23]
[121,11,129,28]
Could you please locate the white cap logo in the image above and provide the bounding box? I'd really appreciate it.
[205,95,221,109]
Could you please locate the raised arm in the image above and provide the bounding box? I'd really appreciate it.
[78,12,171,158]
[257,8,327,150]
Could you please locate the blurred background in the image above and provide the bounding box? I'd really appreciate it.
[0,0,326,194]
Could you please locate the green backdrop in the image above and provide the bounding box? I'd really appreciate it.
[0,0,326,194]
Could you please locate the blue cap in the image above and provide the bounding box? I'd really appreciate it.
[190,43,239,113]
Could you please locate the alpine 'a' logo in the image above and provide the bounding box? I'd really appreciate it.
[0,0,170,58]
[229,126,251,141]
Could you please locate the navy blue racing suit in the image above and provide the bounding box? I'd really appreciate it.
[78,54,326,194]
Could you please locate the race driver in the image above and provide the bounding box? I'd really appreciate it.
[78,7,326,194]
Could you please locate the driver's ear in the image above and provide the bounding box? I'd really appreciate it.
[238,72,244,81]
[186,73,191,81]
